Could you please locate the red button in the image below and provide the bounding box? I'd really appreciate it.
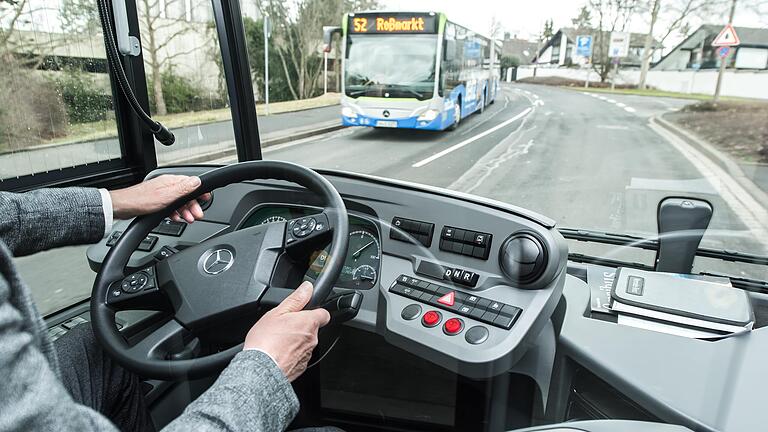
[443,318,464,335]
[422,310,442,327]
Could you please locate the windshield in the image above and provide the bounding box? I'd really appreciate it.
[345,34,437,99]
[251,5,768,283]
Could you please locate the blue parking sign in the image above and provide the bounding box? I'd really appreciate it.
[576,35,592,58]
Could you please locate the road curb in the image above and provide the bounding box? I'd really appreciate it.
[169,121,344,165]
[653,115,768,207]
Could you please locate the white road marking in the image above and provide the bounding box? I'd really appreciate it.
[411,107,533,168]
[648,118,768,244]
[606,99,617,104]
[532,94,540,99]
[457,139,536,195]
[624,106,636,113]
[598,96,607,100]
[596,125,630,130]
[533,99,544,107]
[616,102,626,107]
[449,117,537,193]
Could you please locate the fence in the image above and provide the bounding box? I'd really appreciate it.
[514,66,768,100]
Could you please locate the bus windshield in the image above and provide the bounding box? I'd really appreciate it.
[345,34,437,100]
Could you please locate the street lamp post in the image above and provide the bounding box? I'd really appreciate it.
[264,15,270,115]
[323,50,328,94]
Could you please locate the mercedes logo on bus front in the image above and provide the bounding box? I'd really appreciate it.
[382,110,390,118]
[202,249,234,275]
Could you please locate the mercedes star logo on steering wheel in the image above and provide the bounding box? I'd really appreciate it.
[202,249,234,275]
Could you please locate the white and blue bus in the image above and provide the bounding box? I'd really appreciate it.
[335,11,500,131]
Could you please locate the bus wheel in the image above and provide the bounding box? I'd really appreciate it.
[449,101,461,130]
[479,91,486,114]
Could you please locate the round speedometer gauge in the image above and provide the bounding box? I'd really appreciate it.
[260,215,287,224]
[347,230,380,289]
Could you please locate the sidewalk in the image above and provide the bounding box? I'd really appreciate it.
[0,104,342,178]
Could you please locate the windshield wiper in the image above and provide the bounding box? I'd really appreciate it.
[385,85,425,99]
[559,227,768,266]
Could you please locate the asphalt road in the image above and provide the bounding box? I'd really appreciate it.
[17,84,768,315]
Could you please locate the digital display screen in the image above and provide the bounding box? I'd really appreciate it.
[348,13,438,34]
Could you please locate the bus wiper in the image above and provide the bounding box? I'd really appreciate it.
[559,227,768,266]
[386,85,425,99]
[347,89,372,96]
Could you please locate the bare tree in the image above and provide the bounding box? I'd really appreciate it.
[137,0,197,115]
[589,0,638,82]
[259,0,378,100]
[0,0,72,67]
[637,0,728,89]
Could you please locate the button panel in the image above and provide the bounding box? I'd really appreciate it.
[440,226,492,260]
[106,231,158,252]
[108,267,157,303]
[390,274,522,330]
[151,219,186,236]
[391,217,434,247]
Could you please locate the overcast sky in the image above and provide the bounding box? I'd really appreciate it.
[384,0,767,48]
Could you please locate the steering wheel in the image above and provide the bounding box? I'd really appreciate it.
[90,161,349,380]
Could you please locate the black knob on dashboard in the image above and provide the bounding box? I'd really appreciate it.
[499,233,547,284]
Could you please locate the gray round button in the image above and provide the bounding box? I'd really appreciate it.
[401,304,422,321]
[465,325,489,345]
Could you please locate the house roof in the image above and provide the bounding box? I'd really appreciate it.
[534,27,662,62]
[501,38,539,63]
[551,27,663,49]
[677,24,768,49]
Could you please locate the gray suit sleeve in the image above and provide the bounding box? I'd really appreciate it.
[0,266,299,431]
[162,350,300,432]
[0,188,105,257]
[0,268,120,432]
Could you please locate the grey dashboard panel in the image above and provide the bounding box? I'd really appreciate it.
[513,420,692,432]
[87,165,567,380]
[559,272,768,432]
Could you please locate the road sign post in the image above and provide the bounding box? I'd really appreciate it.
[712,0,739,102]
[608,32,630,91]
[576,35,593,88]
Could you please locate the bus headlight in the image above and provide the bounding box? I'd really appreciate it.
[417,109,439,122]
[342,107,357,118]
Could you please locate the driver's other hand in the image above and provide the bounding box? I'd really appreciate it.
[244,281,331,382]
[109,174,212,223]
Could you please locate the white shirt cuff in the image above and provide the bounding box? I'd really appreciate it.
[99,188,114,237]
[243,348,279,368]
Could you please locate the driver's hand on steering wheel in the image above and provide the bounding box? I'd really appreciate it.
[109,174,212,223]
[243,281,331,381]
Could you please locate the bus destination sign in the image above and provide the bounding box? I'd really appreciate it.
[349,14,438,34]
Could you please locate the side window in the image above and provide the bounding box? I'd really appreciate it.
[137,0,239,166]
[0,0,120,183]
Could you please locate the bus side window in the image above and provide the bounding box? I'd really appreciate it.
[443,39,456,61]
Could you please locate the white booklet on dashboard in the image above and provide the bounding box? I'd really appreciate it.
[609,268,754,336]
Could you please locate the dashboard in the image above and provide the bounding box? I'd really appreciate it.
[238,205,382,290]
[84,167,768,431]
[86,168,568,382]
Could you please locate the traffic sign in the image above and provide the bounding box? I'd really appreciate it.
[608,32,630,58]
[712,24,740,47]
[718,46,731,58]
[575,35,593,57]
